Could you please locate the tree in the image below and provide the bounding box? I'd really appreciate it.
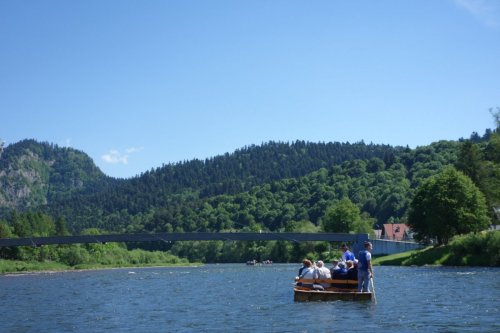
[408,167,490,245]
[322,198,361,233]
[55,216,70,236]
[0,221,12,238]
[353,212,376,237]
[456,141,483,185]
[367,157,385,173]
[0,221,17,259]
[285,220,319,233]
[485,133,500,163]
[456,112,500,221]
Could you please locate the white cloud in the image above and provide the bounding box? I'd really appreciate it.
[454,0,500,27]
[102,150,128,164]
[101,147,143,165]
[125,146,144,154]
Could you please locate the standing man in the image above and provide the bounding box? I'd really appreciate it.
[340,243,355,262]
[357,241,373,292]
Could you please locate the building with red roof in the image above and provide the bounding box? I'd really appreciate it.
[381,223,412,241]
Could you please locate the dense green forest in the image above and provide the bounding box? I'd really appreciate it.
[1,117,499,265]
[46,140,468,233]
[43,140,409,230]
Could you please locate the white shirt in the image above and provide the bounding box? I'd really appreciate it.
[300,267,315,279]
[314,266,331,279]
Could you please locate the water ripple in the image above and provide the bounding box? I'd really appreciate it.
[0,265,499,332]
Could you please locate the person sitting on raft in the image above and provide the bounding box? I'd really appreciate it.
[298,259,309,277]
[331,261,348,278]
[296,259,315,288]
[313,260,331,288]
[346,260,358,280]
[330,259,340,276]
[299,259,315,279]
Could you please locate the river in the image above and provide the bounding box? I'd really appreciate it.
[0,264,498,332]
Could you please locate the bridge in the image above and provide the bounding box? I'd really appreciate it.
[0,232,368,253]
[0,232,422,255]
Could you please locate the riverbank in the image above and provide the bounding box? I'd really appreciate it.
[0,241,196,274]
[373,231,500,267]
[0,258,201,275]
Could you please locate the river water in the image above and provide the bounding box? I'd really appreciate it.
[0,264,498,332]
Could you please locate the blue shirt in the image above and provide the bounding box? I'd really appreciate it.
[343,250,355,261]
[357,250,371,271]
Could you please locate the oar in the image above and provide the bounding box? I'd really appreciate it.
[370,276,377,304]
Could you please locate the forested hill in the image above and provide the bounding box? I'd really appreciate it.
[0,140,401,209]
[0,139,114,214]
[0,139,403,226]
[1,132,498,234]
[131,140,406,197]
[44,141,408,228]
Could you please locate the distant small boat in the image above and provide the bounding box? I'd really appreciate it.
[246,259,273,265]
[294,278,373,301]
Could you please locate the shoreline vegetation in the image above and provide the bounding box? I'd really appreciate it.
[0,243,196,274]
[374,231,499,267]
[0,260,200,275]
[2,231,498,274]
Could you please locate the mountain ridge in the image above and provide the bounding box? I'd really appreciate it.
[0,139,113,213]
[1,130,497,234]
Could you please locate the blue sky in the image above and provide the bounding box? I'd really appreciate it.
[1,0,499,178]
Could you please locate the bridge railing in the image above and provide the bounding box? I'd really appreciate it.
[0,232,369,249]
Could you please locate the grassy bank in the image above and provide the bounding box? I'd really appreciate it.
[0,258,200,274]
[373,231,500,267]
[0,243,197,274]
[0,259,70,274]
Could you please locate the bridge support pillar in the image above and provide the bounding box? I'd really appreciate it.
[352,233,369,256]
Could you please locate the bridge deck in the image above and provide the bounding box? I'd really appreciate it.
[0,232,368,247]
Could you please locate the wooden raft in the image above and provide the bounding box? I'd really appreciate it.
[294,278,373,302]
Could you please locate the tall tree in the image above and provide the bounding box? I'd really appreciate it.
[322,198,361,233]
[55,216,70,236]
[408,167,490,245]
[456,141,483,185]
[0,221,12,238]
